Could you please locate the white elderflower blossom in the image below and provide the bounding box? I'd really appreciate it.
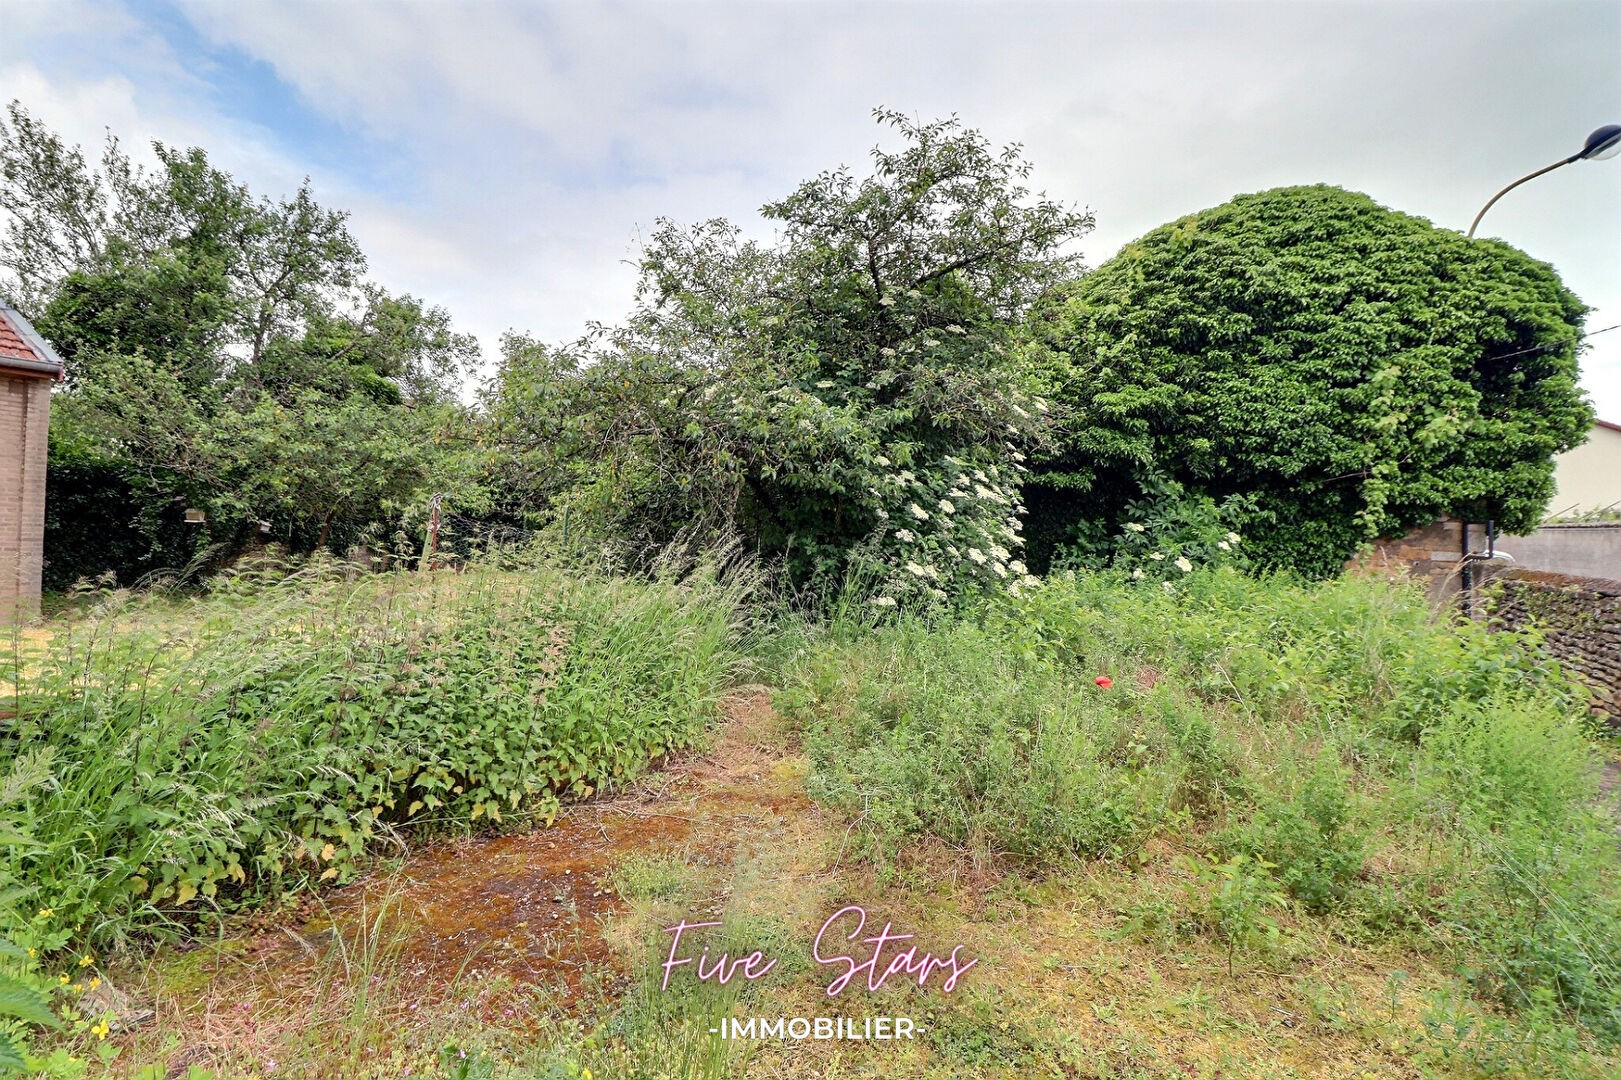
[875,455,891,467]
[1217,540,1231,552]
[974,484,996,500]
[908,504,930,521]
[946,545,959,558]
[906,562,928,577]
[898,470,916,484]
[875,508,889,519]
[895,528,916,542]
[1149,552,1165,561]
[1009,560,1028,575]
[1162,581,1177,594]
[992,562,1009,578]
[1226,531,1242,545]
[938,499,955,514]
[1132,568,1145,580]
[1010,403,1029,418]
[967,548,987,564]
[1123,522,1146,533]
[1033,398,1050,413]
[1021,575,1040,588]
[923,337,941,347]
[879,295,897,306]
[873,596,897,608]
[974,469,989,483]
[989,544,1010,561]
[816,380,835,388]
[929,587,947,600]
[946,324,965,334]
[1175,556,1194,573]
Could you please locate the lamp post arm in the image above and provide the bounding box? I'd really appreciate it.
[1467,154,1581,238]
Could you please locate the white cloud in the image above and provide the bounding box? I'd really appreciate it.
[2,0,1616,416]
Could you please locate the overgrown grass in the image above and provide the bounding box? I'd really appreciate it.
[0,551,750,953]
[781,568,1621,1041]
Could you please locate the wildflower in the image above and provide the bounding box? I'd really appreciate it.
[1011,402,1030,418]
[1217,540,1231,552]
[1162,581,1177,594]
[1095,676,1113,689]
[25,948,35,958]
[875,455,891,467]
[946,545,959,558]
[989,544,1010,561]
[1022,575,1040,588]
[908,504,930,521]
[1123,522,1146,533]
[91,1019,109,1040]
[1175,556,1193,574]
[895,528,915,543]
[898,470,916,483]
[879,294,897,306]
[872,596,898,608]
[923,337,941,347]
[1226,531,1242,545]
[967,548,987,564]
[1033,398,1050,412]
[938,498,955,514]
[1132,568,1145,580]
[906,562,929,577]
[58,974,69,984]
[875,508,889,519]
[79,954,93,967]
[36,907,52,919]
[946,324,965,334]
[1148,552,1165,561]
[1009,560,1028,575]
[974,469,989,482]
[89,978,100,990]
[815,380,835,389]
[992,562,1009,578]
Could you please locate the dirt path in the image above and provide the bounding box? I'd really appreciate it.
[133,686,826,1066]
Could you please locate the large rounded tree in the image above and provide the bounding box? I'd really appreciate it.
[1026,184,1594,577]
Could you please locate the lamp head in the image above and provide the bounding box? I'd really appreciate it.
[1578,124,1621,161]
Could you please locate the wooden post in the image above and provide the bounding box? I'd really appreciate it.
[422,493,442,571]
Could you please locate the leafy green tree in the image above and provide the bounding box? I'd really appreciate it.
[1,102,476,584]
[1025,185,1593,577]
[485,110,1090,601]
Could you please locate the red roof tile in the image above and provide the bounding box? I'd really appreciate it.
[0,306,64,379]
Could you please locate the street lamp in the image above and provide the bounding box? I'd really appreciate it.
[1468,124,1621,237]
[1455,124,1620,609]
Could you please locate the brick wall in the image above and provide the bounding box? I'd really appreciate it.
[1479,568,1621,725]
[0,373,50,623]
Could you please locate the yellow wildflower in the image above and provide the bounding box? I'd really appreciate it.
[58,974,69,984]
[36,907,53,919]
[71,983,82,993]
[79,953,94,967]
[25,948,35,958]
[91,1018,109,1040]
[89,977,101,990]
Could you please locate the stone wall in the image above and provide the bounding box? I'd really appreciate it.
[1479,567,1621,725]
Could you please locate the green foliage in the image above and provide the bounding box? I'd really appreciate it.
[0,555,745,952]
[1025,184,1594,577]
[785,567,1621,1037]
[1219,756,1365,914]
[481,110,1090,603]
[0,102,480,585]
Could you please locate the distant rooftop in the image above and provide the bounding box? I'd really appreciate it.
[0,304,64,379]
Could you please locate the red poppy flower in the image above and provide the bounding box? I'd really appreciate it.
[1094,675,1113,689]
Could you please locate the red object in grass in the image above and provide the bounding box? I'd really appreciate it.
[1094,675,1113,689]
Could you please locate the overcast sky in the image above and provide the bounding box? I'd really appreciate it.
[5,0,1619,416]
